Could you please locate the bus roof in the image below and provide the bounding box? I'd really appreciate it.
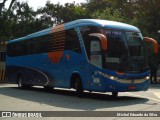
[66,19,140,32]
[8,19,140,43]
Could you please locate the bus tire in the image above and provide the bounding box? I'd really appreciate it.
[17,75,31,89]
[74,76,83,98]
[112,92,118,97]
[17,75,25,89]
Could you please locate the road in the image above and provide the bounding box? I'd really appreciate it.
[0,84,160,120]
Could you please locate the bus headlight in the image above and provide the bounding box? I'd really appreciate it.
[146,76,150,80]
[109,76,118,80]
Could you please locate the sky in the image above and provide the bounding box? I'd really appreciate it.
[5,0,87,10]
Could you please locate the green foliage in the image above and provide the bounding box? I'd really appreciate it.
[91,7,125,22]
[0,0,160,42]
[37,1,89,24]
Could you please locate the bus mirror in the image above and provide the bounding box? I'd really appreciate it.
[89,33,107,51]
[144,37,158,54]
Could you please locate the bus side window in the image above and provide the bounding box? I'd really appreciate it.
[80,26,101,60]
[14,41,27,56]
[28,40,37,54]
[81,30,91,59]
[7,44,14,57]
[37,35,48,53]
[65,29,81,53]
[21,41,28,55]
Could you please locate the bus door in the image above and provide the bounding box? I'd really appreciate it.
[90,38,102,68]
[89,33,107,90]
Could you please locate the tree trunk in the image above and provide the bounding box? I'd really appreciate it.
[0,0,7,16]
[8,0,16,12]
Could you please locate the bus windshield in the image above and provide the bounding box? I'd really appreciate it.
[105,30,148,73]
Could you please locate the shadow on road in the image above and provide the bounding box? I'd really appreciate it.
[0,85,149,110]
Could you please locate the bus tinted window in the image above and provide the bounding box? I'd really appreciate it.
[80,26,100,59]
[7,35,49,57]
[7,28,81,57]
[65,29,81,53]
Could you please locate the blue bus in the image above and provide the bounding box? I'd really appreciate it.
[6,19,158,97]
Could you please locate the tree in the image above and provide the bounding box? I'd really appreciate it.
[0,0,7,15]
[86,0,114,13]
[61,2,88,22]
[91,7,125,22]
[0,0,17,41]
[0,1,45,40]
[0,0,16,15]
[37,1,89,25]
[1,0,160,42]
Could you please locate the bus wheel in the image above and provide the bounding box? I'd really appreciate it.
[17,75,31,89]
[112,92,118,97]
[18,76,25,89]
[74,76,83,98]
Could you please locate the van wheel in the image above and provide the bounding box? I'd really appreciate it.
[74,76,83,98]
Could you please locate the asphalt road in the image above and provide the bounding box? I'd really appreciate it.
[0,84,160,120]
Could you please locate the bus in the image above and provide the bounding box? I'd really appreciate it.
[6,19,158,97]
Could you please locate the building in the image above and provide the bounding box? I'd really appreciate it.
[0,41,7,83]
